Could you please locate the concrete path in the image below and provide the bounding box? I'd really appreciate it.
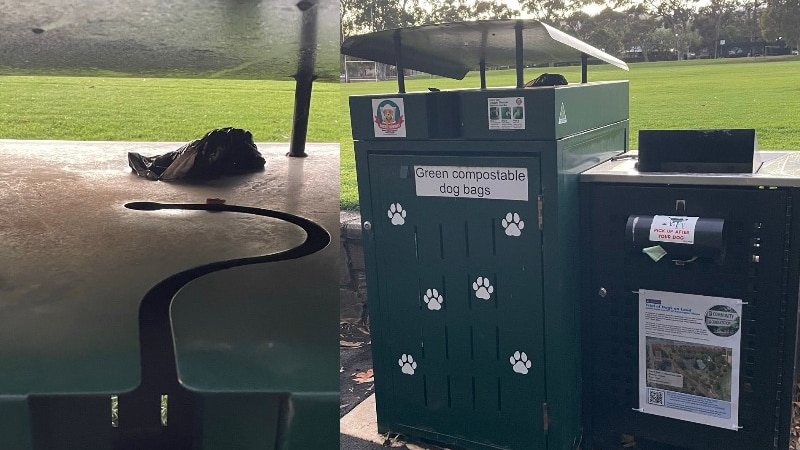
[339,322,445,450]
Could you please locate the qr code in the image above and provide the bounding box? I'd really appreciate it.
[648,389,665,406]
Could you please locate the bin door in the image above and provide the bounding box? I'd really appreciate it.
[367,153,546,449]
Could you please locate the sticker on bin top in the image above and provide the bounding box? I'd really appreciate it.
[414,165,528,201]
[373,98,406,138]
[488,97,525,130]
[649,215,700,245]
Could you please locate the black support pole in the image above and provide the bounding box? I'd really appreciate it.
[480,28,488,89]
[394,30,405,93]
[514,23,524,88]
[581,53,588,83]
[479,60,487,89]
[288,0,319,158]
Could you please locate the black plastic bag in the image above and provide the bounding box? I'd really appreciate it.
[128,127,266,181]
[525,73,568,87]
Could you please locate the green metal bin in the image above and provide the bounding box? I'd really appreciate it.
[342,19,630,450]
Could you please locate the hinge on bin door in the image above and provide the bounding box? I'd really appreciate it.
[542,402,549,432]
[537,195,544,231]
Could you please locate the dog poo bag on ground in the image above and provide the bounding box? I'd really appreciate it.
[128,127,266,181]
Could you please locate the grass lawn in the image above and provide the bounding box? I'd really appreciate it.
[0,75,341,143]
[340,56,800,209]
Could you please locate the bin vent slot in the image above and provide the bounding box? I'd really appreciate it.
[423,376,429,407]
[491,218,497,256]
[471,377,476,410]
[447,376,452,408]
[495,326,500,361]
[497,378,502,411]
[439,224,445,259]
[445,326,450,359]
[470,326,475,360]
[464,222,470,257]
[414,226,419,260]
[420,325,426,358]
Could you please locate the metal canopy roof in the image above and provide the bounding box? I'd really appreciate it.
[0,0,338,80]
[0,0,338,156]
[340,19,629,80]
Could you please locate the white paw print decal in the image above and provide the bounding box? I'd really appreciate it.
[472,276,494,300]
[423,288,444,311]
[501,212,525,237]
[398,354,417,375]
[387,203,407,226]
[510,351,532,375]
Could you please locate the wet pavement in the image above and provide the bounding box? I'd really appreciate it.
[0,139,340,448]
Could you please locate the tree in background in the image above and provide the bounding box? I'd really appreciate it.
[341,0,517,39]
[561,10,595,41]
[425,0,517,23]
[693,0,741,57]
[649,0,699,60]
[742,0,765,42]
[340,0,797,69]
[340,0,422,39]
[561,8,628,55]
[760,0,800,52]
[519,0,596,24]
[622,4,662,61]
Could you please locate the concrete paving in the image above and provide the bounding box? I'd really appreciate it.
[339,322,445,450]
[340,393,448,450]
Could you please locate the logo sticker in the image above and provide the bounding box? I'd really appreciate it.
[372,98,406,138]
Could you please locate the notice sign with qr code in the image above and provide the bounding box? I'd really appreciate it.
[638,290,742,430]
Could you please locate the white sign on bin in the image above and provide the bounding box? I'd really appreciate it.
[414,165,528,201]
[649,215,700,244]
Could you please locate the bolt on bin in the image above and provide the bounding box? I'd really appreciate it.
[342,19,630,450]
[580,130,800,450]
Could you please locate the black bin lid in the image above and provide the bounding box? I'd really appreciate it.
[637,129,762,174]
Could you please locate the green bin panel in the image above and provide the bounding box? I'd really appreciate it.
[0,397,33,450]
[459,81,628,141]
[349,91,461,141]
[365,153,547,449]
[581,183,799,450]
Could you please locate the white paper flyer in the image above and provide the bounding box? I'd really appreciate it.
[488,97,525,130]
[638,290,742,430]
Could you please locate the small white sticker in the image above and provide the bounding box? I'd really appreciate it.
[558,102,568,124]
[422,288,444,311]
[488,97,525,130]
[649,215,700,244]
[398,354,417,375]
[510,351,532,374]
[414,165,528,201]
[501,212,525,237]
[387,203,407,226]
[373,98,406,138]
[472,276,494,300]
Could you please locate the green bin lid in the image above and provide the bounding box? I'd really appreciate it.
[341,19,628,80]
